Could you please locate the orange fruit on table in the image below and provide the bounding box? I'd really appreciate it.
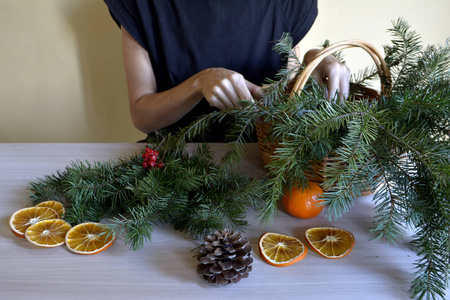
[35,200,65,217]
[258,232,308,267]
[25,219,72,247]
[65,222,115,255]
[282,181,324,219]
[9,206,60,238]
[305,227,355,259]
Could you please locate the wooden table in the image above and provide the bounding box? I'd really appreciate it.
[0,143,447,300]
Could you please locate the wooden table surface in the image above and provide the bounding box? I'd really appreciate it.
[1,143,447,300]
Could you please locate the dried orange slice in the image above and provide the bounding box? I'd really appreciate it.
[258,232,308,267]
[65,222,115,255]
[35,200,65,217]
[9,207,59,238]
[305,227,355,259]
[25,219,72,247]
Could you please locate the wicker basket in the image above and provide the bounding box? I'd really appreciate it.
[256,40,392,195]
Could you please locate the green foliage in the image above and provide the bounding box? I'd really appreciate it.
[28,135,268,251]
[179,18,450,299]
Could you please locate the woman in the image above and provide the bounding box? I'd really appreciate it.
[104,0,350,141]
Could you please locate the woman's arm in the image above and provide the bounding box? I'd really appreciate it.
[121,27,261,133]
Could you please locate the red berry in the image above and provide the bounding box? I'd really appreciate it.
[142,147,163,170]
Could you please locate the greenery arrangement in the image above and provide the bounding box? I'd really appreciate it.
[26,18,448,299]
[180,19,450,299]
[28,134,268,251]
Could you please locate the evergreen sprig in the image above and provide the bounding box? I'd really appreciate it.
[28,135,268,251]
[179,18,450,299]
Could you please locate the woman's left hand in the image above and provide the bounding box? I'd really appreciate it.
[304,49,350,101]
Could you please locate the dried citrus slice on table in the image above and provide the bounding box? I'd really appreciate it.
[258,232,308,267]
[305,227,355,259]
[9,207,59,237]
[25,219,72,247]
[65,222,115,255]
[35,200,65,217]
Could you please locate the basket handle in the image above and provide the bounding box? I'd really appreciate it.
[290,39,392,98]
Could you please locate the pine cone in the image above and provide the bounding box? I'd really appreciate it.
[196,229,253,284]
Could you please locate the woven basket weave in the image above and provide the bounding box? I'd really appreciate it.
[256,40,392,195]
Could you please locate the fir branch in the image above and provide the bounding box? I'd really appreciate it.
[219,102,260,166]
[369,154,408,244]
[323,155,378,221]
[28,169,68,204]
[384,18,423,91]
[257,172,286,225]
[350,66,379,86]
[261,33,305,108]
[176,111,222,143]
[110,208,158,251]
[410,219,450,299]
[26,137,267,251]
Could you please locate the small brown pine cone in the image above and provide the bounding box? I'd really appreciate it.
[196,229,253,285]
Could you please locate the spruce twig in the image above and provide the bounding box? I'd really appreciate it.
[28,135,268,251]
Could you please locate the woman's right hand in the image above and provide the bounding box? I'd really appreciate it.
[196,68,262,110]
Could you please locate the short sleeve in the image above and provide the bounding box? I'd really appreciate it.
[279,0,318,45]
[103,0,150,52]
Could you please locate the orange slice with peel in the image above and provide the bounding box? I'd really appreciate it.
[25,219,72,247]
[9,207,59,238]
[305,227,355,259]
[258,232,308,267]
[35,200,65,217]
[65,222,115,255]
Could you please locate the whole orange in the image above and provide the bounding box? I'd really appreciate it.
[282,181,324,219]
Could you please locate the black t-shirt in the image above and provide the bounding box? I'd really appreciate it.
[104,0,318,141]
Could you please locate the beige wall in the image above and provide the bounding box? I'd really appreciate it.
[1,0,449,142]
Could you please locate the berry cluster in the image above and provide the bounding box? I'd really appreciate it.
[142,147,164,169]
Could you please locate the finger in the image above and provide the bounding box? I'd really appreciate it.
[230,74,253,103]
[209,94,228,110]
[311,69,328,99]
[221,79,241,107]
[339,67,350,100]
[212,86,235,109]
[339,76,350,100]
[327,74,340,102]
[245,81,263,100]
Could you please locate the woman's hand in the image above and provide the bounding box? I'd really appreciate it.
[196,68,262,110]
[304,49,350,101]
